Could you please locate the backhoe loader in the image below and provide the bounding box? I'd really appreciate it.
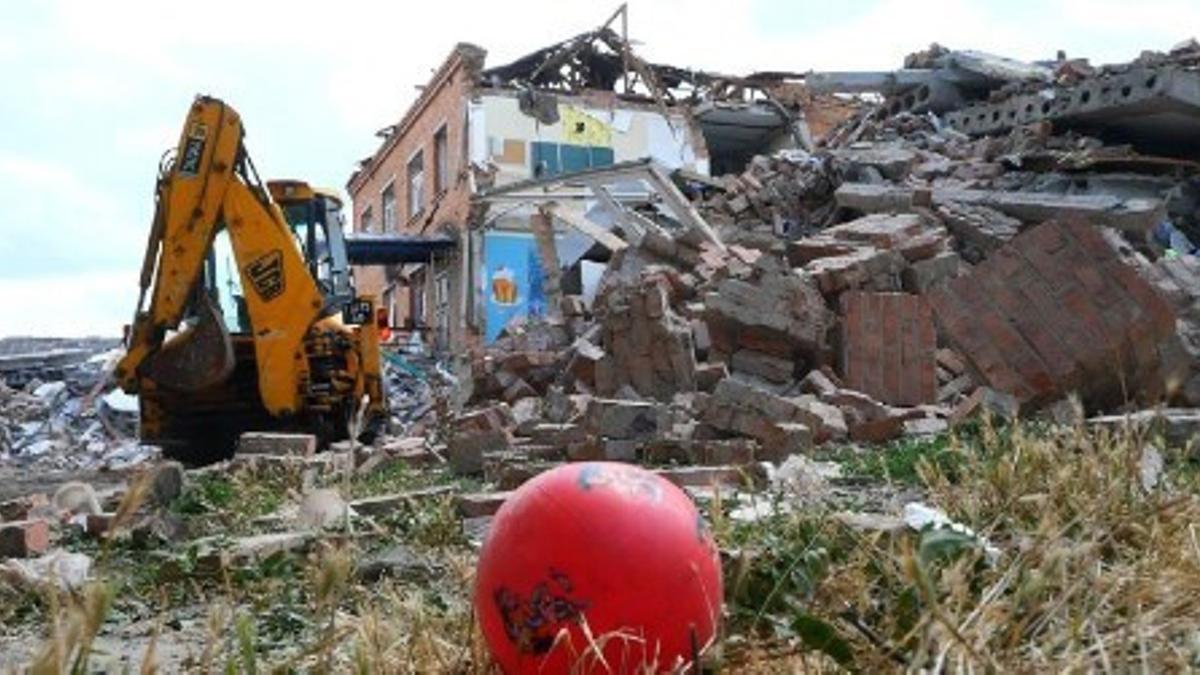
[115,95,386,463]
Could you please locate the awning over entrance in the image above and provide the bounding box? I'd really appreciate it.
[344,233,457,265]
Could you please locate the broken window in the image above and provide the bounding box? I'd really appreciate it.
[360,205,374,233]
[531,142,614,178]
[408,151,424,219]
[434,126,449,195]
[381,184,396,231]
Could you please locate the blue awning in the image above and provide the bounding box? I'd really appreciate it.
[345,233,456,265]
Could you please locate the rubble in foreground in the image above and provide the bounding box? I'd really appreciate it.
[3,38,1200,673]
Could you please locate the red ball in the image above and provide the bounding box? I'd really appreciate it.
[475,462,723,673]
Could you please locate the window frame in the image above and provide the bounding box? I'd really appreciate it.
[380,180,397,232]
[407,150,425,221]
[433,124,449,196]
[360,205,374,233]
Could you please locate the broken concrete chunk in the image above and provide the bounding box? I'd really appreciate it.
[0,550,92,591]
[799,369,839,398]
[453,491,511,519]
[447,430,510,476]
[902,250,965,292]
[730,349,795,384]
[528,423,588,448]
[833,143,918,181]
[952,387,1020,422]
[583,398,662,440]
[298,489,350,530]
[238,432,317,458]
[903,416,949,437]
[821,213,926,249]
[356,544,439,583]
[837,183,1164,235]
[451,401,513,432]
[759,423,813,463]
[194,532,313,575]
[151,461,186,508]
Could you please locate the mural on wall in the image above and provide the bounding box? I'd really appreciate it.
[483,231,549,343]
[561,106,613,146]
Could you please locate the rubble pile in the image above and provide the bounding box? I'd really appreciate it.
[457,39,1200,473]
[0,340,150,472]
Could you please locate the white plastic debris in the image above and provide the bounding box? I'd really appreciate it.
[903,501,1001,563]
[21,438,64,457]
[87,347,125,365]
[32,381,67,402]
[0,550,93,591]
[771,455,841,494]
[1139,445,1165,492]
[100,441,159,470]
[100,388,139,414]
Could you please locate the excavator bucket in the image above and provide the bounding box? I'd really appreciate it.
[141,294,236,393]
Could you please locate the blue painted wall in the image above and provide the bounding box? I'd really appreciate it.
[483,231,548,343]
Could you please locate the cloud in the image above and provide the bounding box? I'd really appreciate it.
[0,152,142,279]
[0,0,1194,337]
[0,271,133,337]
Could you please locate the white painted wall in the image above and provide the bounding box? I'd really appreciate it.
[470,93,709,186]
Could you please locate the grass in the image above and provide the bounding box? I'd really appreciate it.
[817,419,986,485]
[9,417,1200,672]
[720,417,1200,671]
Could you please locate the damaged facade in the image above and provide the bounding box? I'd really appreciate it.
[347,15,829,351]
[346,14,1200,456]
[447,34,1200,455]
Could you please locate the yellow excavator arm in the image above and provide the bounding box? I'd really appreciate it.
[116,96,325,416]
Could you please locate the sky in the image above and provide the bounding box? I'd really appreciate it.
[0,0,1195,337]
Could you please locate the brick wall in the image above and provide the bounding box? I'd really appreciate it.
[929,220,1178,407]
[348,45,483,345]
[841,291,936,406]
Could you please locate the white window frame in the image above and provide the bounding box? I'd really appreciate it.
[380,178,397,232]
[407,150,425,220]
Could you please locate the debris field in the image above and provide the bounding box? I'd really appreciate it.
[3,33,1200,673]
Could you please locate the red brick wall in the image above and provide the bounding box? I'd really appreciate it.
[348,47,479,334]
[929,220,1177,407]
[841,292,936,406]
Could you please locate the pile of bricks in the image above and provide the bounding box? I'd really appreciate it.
[700,151,842,238]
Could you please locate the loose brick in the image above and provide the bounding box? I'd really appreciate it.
[0,519,51,558]
[447,430,510,476]
[453,491,512,518]
[656,465,767,490]
[237,432,316,458]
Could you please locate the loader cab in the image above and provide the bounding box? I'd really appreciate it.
[268,180,354,311]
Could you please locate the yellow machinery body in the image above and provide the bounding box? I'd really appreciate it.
[116,96,386,463]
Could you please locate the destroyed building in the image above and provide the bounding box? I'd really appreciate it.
[342,12,1200,460]
[346,9,833,351]
[445,34,1200,459]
